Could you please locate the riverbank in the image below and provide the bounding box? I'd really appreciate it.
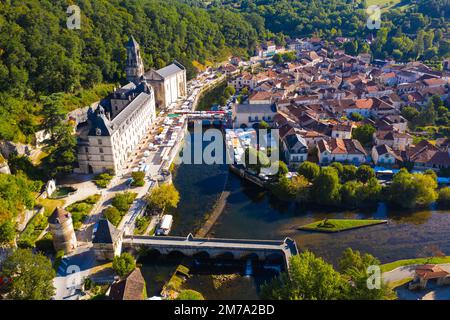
[381,256,450,273]
[298,219,388,233]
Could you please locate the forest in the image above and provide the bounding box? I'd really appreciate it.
[0,0,261,144]
[1,0,449,144]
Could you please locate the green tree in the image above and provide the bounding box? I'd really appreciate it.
[272,53,282,64]
[356,165,375,183]
[297,161,320,182]
[438,187,450,208]
[176,289,205,300]
[112,253,136,277]
[340,180,363,208]
[352,124,375,146]
[311,167,341,206]
[145,183,180,213]
[104,206,121,226]
[131,171,145,187]
[389,169,438,209]
[112,192,136,213]
[261,251,347,300]
[330,162,344,176]
[274,160,288,177]
[0,220,16,244]
[339,248,395,300]
[341,165,358,182]
[1,248,55,300]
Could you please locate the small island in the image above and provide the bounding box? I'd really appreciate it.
[298,219,388,233]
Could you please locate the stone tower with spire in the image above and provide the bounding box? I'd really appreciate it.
[125,36,145,84]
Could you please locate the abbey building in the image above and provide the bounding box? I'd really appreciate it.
[76,36,186,174]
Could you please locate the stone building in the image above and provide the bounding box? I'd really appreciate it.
[92,219,123,261]
[48,207,78,254]
[144,60,187,109]
[126,35,187,109]
[76,81,156,174]
[125,36,145,84]
[76,35,187,174]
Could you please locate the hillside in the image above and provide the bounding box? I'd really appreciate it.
[0,0,261,143]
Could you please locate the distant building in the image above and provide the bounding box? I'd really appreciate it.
[317,138,367,165]
[93,219,123,261]
[48,207,77,254]
[144,61,187,109]
[282,130,309,167]
[371,144,402,166]
[126,36,187,109]
[232,104,277,129]
[76,82,156,174]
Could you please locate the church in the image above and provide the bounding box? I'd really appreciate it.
[76,36,186,174]
[125,36,187,109]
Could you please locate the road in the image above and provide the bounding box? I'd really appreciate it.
[53,69,222,300]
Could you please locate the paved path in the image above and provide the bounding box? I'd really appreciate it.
[383,263,450,283]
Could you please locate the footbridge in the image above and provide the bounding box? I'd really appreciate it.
[122,234,298,271]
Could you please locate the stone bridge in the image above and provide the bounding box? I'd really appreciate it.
[122,234,298,271]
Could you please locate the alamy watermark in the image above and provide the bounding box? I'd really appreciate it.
[67,5,81,30]
[366,5,381,30]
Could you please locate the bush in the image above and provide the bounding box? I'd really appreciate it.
[131,171,145,187]
[112,192,137,213]
[94,173,113,188]
[0,220,16,244]
[176,290,205,300]
[104,206,121,226]
[438,187,450,208]
[297,161,320,181]
[113,253,136,277]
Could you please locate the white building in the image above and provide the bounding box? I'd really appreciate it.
[77,82,156,174]
[232,103,278,129]
[317,138,367,165]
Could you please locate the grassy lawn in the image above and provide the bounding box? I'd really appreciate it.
[36,197,66,215]
[381,256,450,273]
[387,277,413,289]
[298,219,387,233]
[66,194,101,230]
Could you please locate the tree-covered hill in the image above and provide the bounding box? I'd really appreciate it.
[0,0,261,143]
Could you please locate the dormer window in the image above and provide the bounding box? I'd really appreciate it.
[96,128,102,136]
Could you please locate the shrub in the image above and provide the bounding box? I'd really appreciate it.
[131,171,145,187]
[113,253,136,277]
[112,192,136,213]
[176,290,205,300]
[438,187,450,208]
[104,206,121,226]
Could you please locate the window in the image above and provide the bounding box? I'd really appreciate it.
[99,148,104,153]
[100,155,105,161]
[98,139,103,145]
[85,147,88,153]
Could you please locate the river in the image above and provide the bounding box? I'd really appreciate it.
[140,130,450,299]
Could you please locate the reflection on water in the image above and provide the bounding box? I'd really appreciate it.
[141,130,450,299]
[212,174,450,265]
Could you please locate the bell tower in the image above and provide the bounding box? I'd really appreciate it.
[125,36,145,83]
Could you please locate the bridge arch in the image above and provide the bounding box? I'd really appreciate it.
[166,250,185,259]
[240,252,260,261]
[212,251,235,260]
[192,251,210,260]
[264,252,284,263]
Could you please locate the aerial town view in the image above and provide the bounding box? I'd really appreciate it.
[0,0,450,312]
